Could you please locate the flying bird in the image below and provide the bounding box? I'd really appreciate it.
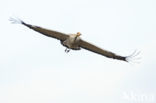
[10,18,139,62]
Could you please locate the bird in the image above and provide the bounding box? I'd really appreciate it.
[10,18,139,62]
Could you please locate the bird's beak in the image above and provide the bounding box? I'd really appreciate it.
[76,32,81,37]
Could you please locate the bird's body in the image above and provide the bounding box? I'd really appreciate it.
[62,33,81,50]
[10,18,139,62]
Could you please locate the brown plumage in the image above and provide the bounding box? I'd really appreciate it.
[10,18,139,62]
[79,40,126,61]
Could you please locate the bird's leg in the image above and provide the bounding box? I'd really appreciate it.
[65,48,70,53]
[65,48,67,52]
[67,49,70,53]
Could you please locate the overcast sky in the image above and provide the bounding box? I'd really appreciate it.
[0,0,156,103]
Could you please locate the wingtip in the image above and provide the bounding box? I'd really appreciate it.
[9,17,24,24]
[125,50,141,63]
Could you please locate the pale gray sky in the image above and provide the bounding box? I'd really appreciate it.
[0,0,156,103]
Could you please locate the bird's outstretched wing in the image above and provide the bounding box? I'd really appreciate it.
[79,39,127,61]
[10,18,69,41]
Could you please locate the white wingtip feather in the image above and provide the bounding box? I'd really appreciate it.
[9,17,23,24]
[126,50,141,63]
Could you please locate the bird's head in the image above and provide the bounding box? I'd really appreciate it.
[76,32,81,37]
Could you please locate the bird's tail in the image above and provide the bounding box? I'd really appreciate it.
[9,17,24,24]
